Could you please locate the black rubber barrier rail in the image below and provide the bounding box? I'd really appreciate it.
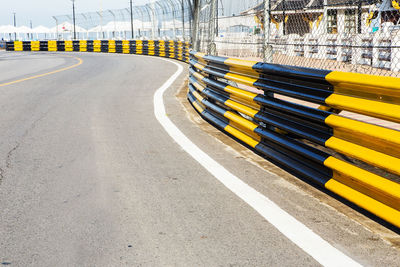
[189,51,400,229]
[5,40,190,63]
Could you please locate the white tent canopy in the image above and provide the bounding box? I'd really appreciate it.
[103,21,131,32]
[0,25,35,34]
[0,18,184,40]
[94,20,154,32]
[217,16,258,31]
[163,19,183,30]
[0,25,36,41]
[50,22,87,33]
[88,25,104,33]
[18,26,33,33]
[33,25,51,33]
[0,25,19,34]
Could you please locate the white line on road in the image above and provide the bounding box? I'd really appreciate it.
[153,58,362,267]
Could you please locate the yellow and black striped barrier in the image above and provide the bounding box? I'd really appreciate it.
[5,40,190,63]
[189,51,400,229]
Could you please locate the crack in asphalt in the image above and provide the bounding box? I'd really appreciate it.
[0,167,4,184]
[6,143,20,169]
[0,109,52,185]
[0,142,20,185]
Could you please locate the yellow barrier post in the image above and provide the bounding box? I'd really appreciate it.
[48,40,57,52]
[79,40,87,52]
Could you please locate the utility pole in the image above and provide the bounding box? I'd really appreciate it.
[13,12,16,40]
[72,0,76,40]
[130,0,134,39]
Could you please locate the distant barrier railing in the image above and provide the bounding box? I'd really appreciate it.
[188,51,400,229]
[5,40,190,62]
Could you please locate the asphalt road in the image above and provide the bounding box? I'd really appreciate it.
[0,51,399,266]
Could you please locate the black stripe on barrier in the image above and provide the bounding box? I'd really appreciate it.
[253,79,331,105]
[40,41,48,51]
[23,41,31,51]
[6,43,14,51]
[87,40,94,52]
[115,40,122,53]
[252,62,332,86]
[57,41,65,51]
[129,40,136,54]
[188,91,229,129]
[101,40,108,52]
[73,40,80,51]
[254,141,332,186]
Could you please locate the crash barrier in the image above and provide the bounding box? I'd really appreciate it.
[189,51,400,228]
[5,40,190,62]
[5,39,400,228]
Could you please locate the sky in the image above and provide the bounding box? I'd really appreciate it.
[0,0,150,28]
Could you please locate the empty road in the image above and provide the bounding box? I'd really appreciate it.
[0,51,399,266]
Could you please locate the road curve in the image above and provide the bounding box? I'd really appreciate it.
[0,51,399,266]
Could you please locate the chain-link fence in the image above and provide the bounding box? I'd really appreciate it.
[53,0,192,41]
[52,0,400,76]
[195,0,264,59]
[196,0,400,76]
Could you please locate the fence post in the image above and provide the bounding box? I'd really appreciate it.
[181,0,186,40]
[207,0,217,55]
[262,0,274,130]
[52,17,59,41]
[166,0,177,39]
[192,0,200,51]
[263,0,273,63]
[187,0,193,41]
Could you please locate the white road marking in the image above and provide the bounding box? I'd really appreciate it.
[153,58,362,267]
